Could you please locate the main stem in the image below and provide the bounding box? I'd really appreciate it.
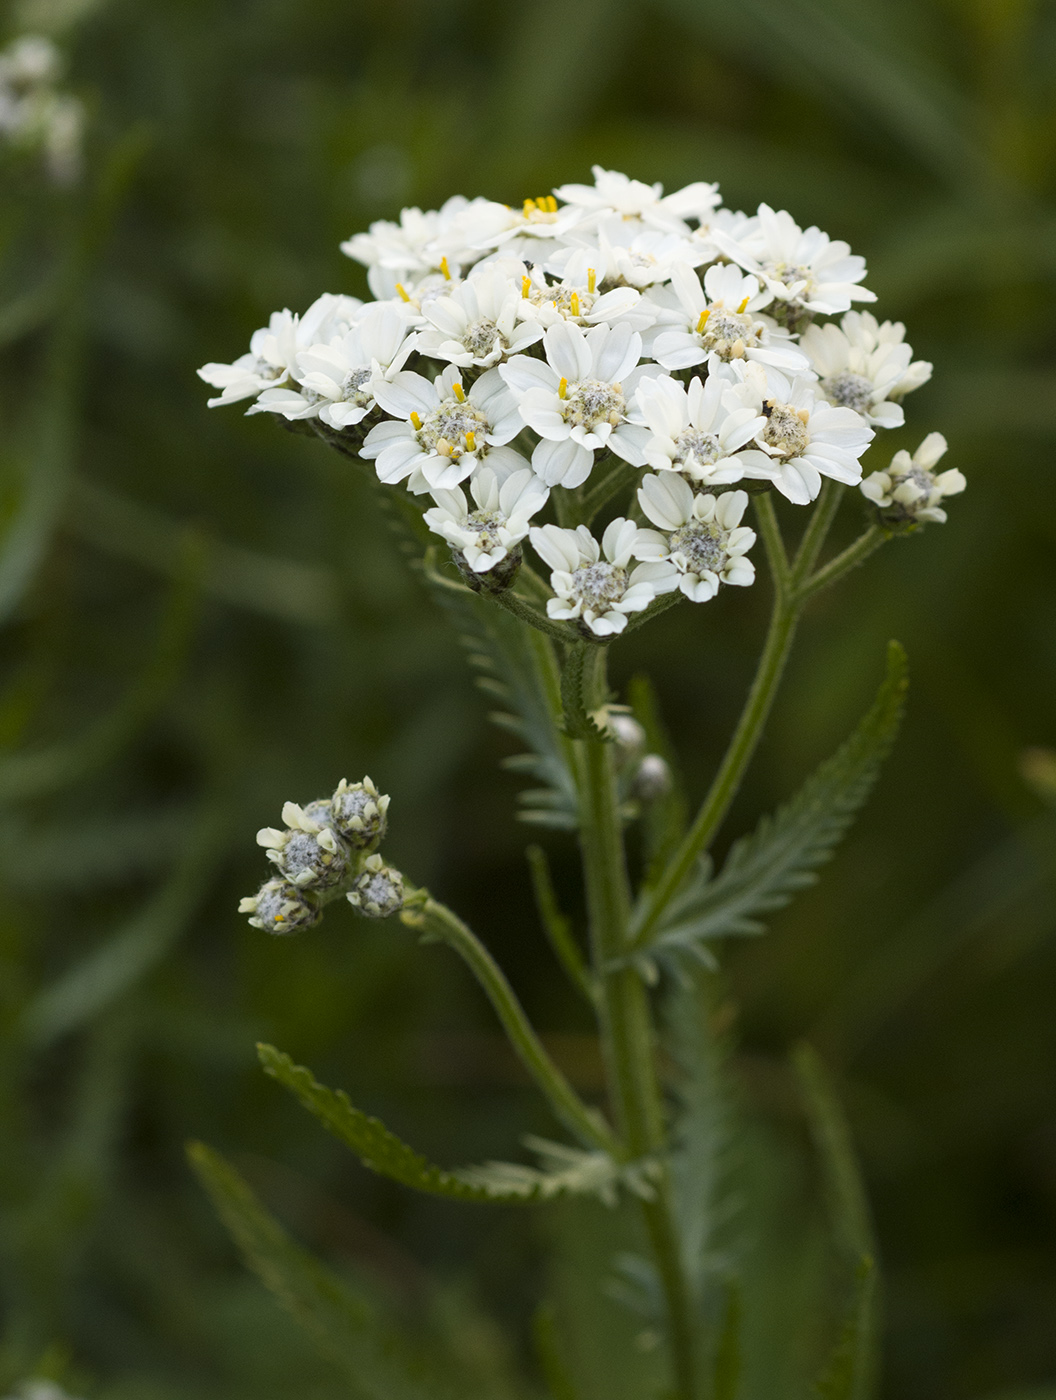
[575,649,699,1400]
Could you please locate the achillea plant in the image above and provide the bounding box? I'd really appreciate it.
[192,165,964,1400]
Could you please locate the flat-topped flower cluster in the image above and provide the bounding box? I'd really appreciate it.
[200,166,960,636]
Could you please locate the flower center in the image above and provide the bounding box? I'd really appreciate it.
[902,466,934,500]
[570,560,627,611]
[461,318,506,358]
[417,400,490,458]
[760,401,809,457]
[672,427,722,473]
[563,378,626,431]
[341,367,374,405]
[700,310,761,360]
[669,523,727,575]
[531,285,598,320]
[464,508,505,550]
[762,260,817,300]
[822,371,873,414]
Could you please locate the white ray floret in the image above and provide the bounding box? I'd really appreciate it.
[530,518,677,637]
[800,311,932,428]
[860,433,964,524]
[415,265,544,367]
[553,165,722,235]
[424,467,550,574]
[714,203,876,320]
[249,303,416,428]
[547,226,708,291]
[514,258,649,332]
[726,361,874,504]
[362,364,527,493]
[635,477,756,602]
[649,262,808,372]
[500,321,653,489]
[632,373,769,487]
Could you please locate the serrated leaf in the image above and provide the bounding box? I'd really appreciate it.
[649,642,908,961]
[187,1142,447,1400]
[259,1046,622,1205]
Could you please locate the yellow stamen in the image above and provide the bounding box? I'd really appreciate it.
[522,275,531,298]
[537,195,548,209]
[452,381,466,403]
[569,291,581,317]
[410,411,422,430]
[546,195,558,212]
[558,377,568,400]
[737,296,750,314]
[440,256,451,280]
[587,267,596,294]
[395,282,411,303]
[696,309,711,334]
[464,430,476,452]
[796,407,810,425]
[523,197,536,215]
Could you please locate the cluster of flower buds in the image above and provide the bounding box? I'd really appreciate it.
[601,709,673,806]
[0,35,83,183]
[238,777,405,933]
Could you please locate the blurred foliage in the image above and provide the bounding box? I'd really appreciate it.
[0,0,1054,1397]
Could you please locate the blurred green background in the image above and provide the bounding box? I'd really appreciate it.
[1,0,1054,1397]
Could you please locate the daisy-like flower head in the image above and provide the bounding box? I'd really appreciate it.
[860,432,964,525]
[249,302,415,428]
[800,310,932,428]
[459,194,584,252]
[635,476,756,602]
[362,364,527,493]
[340,196,471,276]
[649,262,808,373]
[330,776,390,849]
[415,265,544,368]
[198,294,361,408]
[553,165,722,235]
[529,518,677,637]
[256,801,351,891]
[714,203,876,325]
[424,466,550,577]
[239,877,321,935]
[632,373,769,487]
[515,257,650,332]
[727,361,874,504]
[549,225,708,291]
[500,321,652,489]
[348,854,405,919]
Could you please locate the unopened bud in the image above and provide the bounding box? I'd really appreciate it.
[633,753,672,802]
[331,776,390,849]
[347,854,404,918]
[257,801,351,890]
[239,878,321,935]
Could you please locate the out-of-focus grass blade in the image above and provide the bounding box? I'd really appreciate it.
[0,278,60,349]
[19,803,229,1049]
[0,805,193,890]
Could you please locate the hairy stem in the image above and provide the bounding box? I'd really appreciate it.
[797,523,888,601]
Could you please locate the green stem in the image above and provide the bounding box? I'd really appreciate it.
[411,893,617,1155]
[490,587,578,644]
[574,651,699,1400]
[797,523,887,602]
[791,478,843,582]
[526,844,596,1005]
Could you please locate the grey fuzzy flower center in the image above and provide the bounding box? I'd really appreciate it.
[461,318,506,358]
[761,401,809,457]
[673,427,722,470]
[822,371,873,414]
[418,400,490,456]
[700,310,762,359]
[341,367,374,405]
[563,378,626,431]
[669,523,727,575]
[570,560,627,610]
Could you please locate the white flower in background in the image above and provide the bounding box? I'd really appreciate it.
[516,257,649,331]
[363,364,526,492]
[686,206,759,264]
[414,266,544,367]
[714,203,876,321]
[649,262,808,372]
[460,194,583,252]
[0,35,83,183]
[632,373,769,487]
[554,165,722,235]
[727,361,874,504]
[500,321,653,488]
[530,518,677,637]
[548,225,707,290]
[800,310,932,427]
[341,197,470,276]
[424,467,549,573]
[635,477,756,601]
[198,294,361,408]
[861,432,964,524]
[250,302,415,427]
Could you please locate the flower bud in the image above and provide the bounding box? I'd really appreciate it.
[633,753,672,802]
[347,854,404,918]
[256,801,351,890]
[330,776,390,849]
[239,878,321,935]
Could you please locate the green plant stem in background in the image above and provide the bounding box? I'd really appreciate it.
[574,647,699,1400]
[799,523,888,601]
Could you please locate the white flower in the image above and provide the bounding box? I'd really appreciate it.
[197,294,361,408]
[362,364,526,493]
[414,265,544,367]
[500,321,652,488]
[340,196,471,275]
[515,257,649,331]
[459,195,583,251]
[250,303,415,427]
[553,165,721,235]
[635,477,756,602]
[649,262,808,372]
[632,373,769,487]
[800,310,932,427]
[860,432,964,524]
[547,225,708,291]
[726,362,874,504]
[529,518,677,637]
[714,203,876,320]
[424,467,549,573]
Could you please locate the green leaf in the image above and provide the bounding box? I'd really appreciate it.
[259,1046,625,1205]
[713,1280,743,1400]
[649,641,908,962]
[812,1256,877,1400]
[186,1142,447,1400]
[424,561,578,828]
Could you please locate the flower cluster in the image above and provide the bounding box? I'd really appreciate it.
[201,165,961,636]
[0,35,82,183]
[239,777,404,932]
